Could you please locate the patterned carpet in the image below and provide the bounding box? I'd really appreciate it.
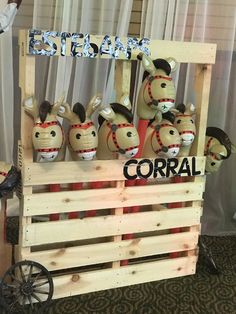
[2,217,236,314]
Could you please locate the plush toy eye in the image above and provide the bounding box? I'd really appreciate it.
[211,162,216,166]
[50,130,56,137]
[177,119,181,124]
[76,133,81,139]
[161,83,166,88]
[35,132,40,138]
[169,130,174,135]
[92,131,96,137]
[127,131,132,137]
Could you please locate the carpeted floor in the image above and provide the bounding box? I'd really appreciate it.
[2,217,236,314]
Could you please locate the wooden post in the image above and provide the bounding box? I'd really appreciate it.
[112,60,131,268]
[17,30,35,262]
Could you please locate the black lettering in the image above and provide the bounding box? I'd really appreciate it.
[123,159,138,180]
[100,35,114,56]
[71,33,83,57]
[61,32,71,56]
[166,158,178,177]
[192,157,201,176]
[154,158,166,178]
[137,159,153,179]
[83,34,98,58]
[178,158,191,176]
[138,38,151,56]
[113,36,131,59]
[42,31,58,56]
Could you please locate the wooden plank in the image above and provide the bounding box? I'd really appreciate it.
[22,231,199,271]
[22,156,206,186]
[112,60,132,268]
[22,207,202,246]
[24,181,204,216]
[51,256,197,299]
[19,31,35,152]
[192,64,213,156]
[20,30,216,64]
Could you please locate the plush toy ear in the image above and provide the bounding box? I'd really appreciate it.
[141,54,156,76]
[210,144,228,159]
[231,143,236,154]
[119,94,132,110]
[166,57,178,72]
[86,94,102,118]
[99,106,116,122]
[185,102,196,115]
[23,96,39,120]
[154,111,162,124]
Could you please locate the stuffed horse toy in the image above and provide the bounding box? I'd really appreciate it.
[204,127,236,173]
[137,54,178,120]
[97,94,139,160]
[142,114,181,158]
[58,95,102,160]
[0,0,21,34]
[170,103,196,157]
[0,161,20,198]
[23,96,64,162]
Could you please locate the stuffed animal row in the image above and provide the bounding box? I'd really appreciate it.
[22,55,236,175]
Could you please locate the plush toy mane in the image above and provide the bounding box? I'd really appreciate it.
[142,58,171,82]
[39,101,52,123]
[73,102,86,123]
[206,127,232,159]
[98,103,133,126]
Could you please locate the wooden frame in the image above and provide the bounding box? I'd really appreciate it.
[16,29,216,301]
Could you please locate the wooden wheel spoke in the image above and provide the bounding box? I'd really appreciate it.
[8,272,22,284]
[32,271,43,283]
[28,295,34,310]
[33,288,50,295]
[8,293,22,311]
[33,280,49,288]
[31,292,43,303]
[28,263,33,282]
[19,264,27,283]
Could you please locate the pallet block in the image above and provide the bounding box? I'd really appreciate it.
[16,30,216,301]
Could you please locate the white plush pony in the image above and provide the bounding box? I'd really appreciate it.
[0,0,21,34]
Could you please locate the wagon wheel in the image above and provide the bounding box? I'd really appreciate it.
[0,260,53,313]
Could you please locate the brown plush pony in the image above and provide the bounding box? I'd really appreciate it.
[170,103,196,157]
[142,114,181,158]
[205,127,236,173]
[23,95,64,162]
[97,94,140,160]
[137,54,177,120]
[58,95,102,160]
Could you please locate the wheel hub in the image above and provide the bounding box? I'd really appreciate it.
[20,282,34,296]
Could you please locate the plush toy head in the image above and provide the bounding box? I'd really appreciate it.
[144,113,181,158]
[24,96,64,162]
[58,95,102,160]
[137,54,177,120]
[205,127,236,173]
[171,103,196,147]
[98,94,140,159]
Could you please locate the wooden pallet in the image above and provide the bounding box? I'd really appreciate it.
[16,30,216,300]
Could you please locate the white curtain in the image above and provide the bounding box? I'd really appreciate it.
[32,0,133,106]
[140,0,236,235]
[0,29,14,163]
